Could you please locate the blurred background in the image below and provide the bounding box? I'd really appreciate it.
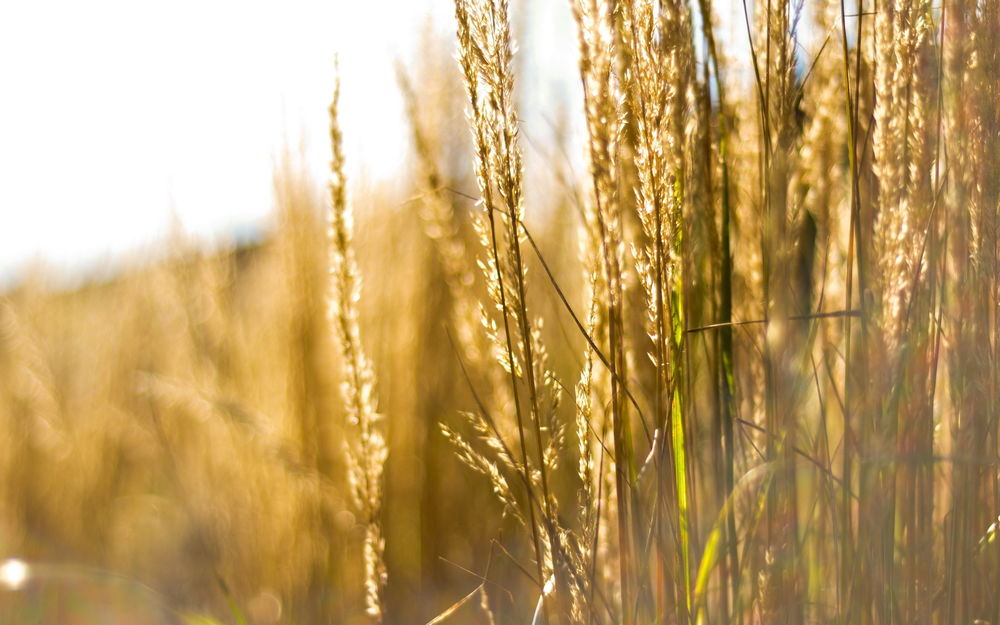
[0,1,590,622]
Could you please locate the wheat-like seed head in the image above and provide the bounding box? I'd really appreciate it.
[328,69,387,622]
[872,0,933,347]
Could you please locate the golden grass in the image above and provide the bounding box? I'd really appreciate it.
[1,0,999,623]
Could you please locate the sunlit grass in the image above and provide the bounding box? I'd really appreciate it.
[1,0,998,623]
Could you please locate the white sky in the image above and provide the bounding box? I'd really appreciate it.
[0,0,461,284]
[0,0,753,286]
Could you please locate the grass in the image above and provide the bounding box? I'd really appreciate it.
[1,0,999,623]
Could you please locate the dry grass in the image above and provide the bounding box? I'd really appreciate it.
[1,0,999,624]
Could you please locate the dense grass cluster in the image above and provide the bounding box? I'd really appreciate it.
[1,0,999,623]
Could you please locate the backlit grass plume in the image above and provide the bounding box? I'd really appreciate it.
[327,71,387,622]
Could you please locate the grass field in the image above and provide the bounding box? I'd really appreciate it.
[2,0,999,623]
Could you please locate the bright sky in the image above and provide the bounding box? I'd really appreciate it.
[0,0,752,286]
[0,0,463,284]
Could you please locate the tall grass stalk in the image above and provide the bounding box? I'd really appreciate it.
[328,72,388,622]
